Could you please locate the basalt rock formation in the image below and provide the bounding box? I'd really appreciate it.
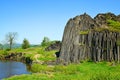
[58,13,120,64]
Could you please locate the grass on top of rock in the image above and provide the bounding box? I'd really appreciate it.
[95,20,120,32]
[107,20,120,29]
[79,30,89,35]
[4,61,120,80]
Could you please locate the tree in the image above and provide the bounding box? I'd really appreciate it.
[22,38,30,49]
[41,37,50,46]
[5,32,18,50]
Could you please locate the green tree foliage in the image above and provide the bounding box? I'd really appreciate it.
[5,32,18,50]
[41,37,50,47]
[22,38,30,49]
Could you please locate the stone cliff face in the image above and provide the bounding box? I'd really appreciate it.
[58,13,120,64]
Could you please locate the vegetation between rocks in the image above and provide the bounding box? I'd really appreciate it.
[79,30,89,35]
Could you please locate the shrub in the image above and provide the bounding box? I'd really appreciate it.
[22,38,30,49]
[41,37,50,47]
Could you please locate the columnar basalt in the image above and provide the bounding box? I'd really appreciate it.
[58,13,120,64]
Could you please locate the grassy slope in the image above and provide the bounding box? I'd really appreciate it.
[0,46,57,62]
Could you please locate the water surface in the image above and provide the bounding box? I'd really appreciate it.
[0,61,30,80]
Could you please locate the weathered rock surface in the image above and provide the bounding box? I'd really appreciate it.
[45,41,61,51]
[58,13,120,64]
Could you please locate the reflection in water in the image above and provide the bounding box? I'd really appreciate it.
[26,64,32,71]
[0,61,30,80]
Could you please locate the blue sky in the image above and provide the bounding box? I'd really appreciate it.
[0,0,120,44]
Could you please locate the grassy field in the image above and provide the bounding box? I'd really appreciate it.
[1,46,120,80]
[3,61,120,80]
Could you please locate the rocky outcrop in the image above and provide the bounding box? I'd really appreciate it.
[94,13,119,26]
[58,13,120,64]
[45,41,61,51]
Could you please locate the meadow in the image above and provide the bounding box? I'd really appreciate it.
[0,45,120,80]
[4,61,120,80]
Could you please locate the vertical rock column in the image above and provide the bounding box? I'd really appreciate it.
[58,13,120,64]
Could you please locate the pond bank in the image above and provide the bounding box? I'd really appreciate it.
[0,52,33,65]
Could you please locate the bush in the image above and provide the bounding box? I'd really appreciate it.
[41,37,50,47]
[22,38,30,49]
[5,48,11,51]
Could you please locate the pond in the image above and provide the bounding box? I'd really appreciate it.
[0,61,30,80]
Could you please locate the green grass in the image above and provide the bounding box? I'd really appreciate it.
[94,20,120,32]
[107,20,120,29]
[4,62,120,80]
[38,50,56,61]
[1,42,120,80]
[0,46,57,61]
[79,30,89,35]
